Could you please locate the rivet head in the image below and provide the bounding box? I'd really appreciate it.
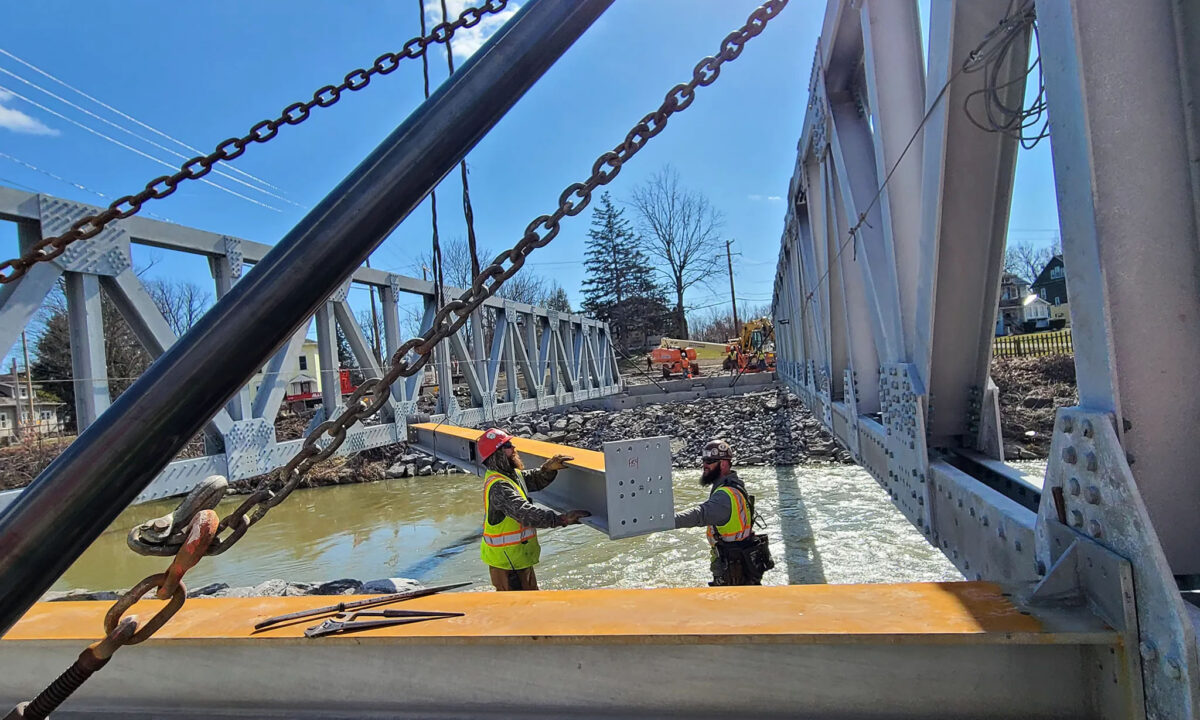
[1084,486,1101,505]
[1088,519,1103,538]
[1070,510,1084,528]
[1062,446,1078,465]
[1085,452,1098,473]
[1081,419,1094,438]
[1061,415,1075,433]
[1139,641,1157,661]
[1166,657,1184,680]
[1067,477,1081,496]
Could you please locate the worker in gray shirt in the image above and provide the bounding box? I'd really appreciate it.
[673,439,774,585]
[477,428,590,591]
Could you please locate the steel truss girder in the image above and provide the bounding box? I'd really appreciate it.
[774,0,1200,716]
[0,195,620,519]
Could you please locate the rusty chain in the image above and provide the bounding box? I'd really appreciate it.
[11,0,789,713]
[0,0,510,286]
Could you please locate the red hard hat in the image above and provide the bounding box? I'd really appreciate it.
[478,428,513,461]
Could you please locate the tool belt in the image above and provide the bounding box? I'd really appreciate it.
[712,534,775,585]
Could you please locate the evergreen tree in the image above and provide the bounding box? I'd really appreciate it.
[544,283,572,313]
[580,193,667,350]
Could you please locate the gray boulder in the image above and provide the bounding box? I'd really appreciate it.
[362,578,423,594]
[312,578,364,595]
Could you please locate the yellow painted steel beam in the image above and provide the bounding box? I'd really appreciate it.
[411,422,605,472]
[5,583,1112,644]
[0,583,1127,717]
[408,424,675,539]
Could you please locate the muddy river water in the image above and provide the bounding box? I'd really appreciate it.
[51,460,1005,593]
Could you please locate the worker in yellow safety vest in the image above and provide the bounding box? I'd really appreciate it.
[478,428,590,591]
[672,439,775,585]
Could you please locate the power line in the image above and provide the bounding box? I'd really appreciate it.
[0,151,175,223]
[0,47,290,196]
[0,84,281,213]
[0,66,303,209]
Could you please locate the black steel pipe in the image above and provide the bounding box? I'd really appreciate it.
[0,0,612,635]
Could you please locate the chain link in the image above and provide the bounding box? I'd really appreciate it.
[11,2,789,714]
[0,0,511,286]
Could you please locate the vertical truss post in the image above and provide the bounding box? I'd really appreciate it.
[502,308,519,402]
[210,238,251,421]
[315,301,340,417]
[1039,0,1200,576]
[860,0,926,363]
[63,272,109,430]
[914,1,1027,448]
[380,276,406,404]
[433,300,456,418]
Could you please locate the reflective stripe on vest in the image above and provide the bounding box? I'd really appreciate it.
[482,525,537,547]
[480,469,541,570]
[707,485,753,544]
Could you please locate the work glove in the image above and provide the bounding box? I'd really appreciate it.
[560,510,591,526]
[541,454,573,472]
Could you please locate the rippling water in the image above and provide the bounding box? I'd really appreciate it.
[53,463,969,593]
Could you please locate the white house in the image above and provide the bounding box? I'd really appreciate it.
[248,338,323,408]
[1021,294,1052,331]
[0,375,64,441]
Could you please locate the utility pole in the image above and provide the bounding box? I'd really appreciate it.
[21,332,35,437]
[365,258,382,363]
[9,359,19,438]
[725,239,740,337]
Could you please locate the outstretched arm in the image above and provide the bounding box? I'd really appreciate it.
[673,491,732,529]
[490,481,565,529]
[524,454,573,492]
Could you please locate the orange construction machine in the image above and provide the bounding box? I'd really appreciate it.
[723,318,776,373]
[648,346,701,379]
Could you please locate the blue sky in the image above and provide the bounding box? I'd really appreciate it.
[0,0,1060,347]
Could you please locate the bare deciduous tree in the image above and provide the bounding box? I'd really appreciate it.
[1004,239,1061,284]
[415,237,550,306]
[628,166,724,339]
[145,280,211,337]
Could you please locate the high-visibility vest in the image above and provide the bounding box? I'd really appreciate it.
[707,485,753,545]
[480,469,541,570]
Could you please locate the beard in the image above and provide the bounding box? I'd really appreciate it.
[700,464,722,486]
[486,450,524,475]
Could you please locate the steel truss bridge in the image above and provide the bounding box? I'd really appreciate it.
[0,184,621,515]
[0,0,1197,718]
[772,0,1200,716]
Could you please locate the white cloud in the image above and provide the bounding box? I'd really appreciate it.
[425,0,522,63]
[747,194,763,201]
[0,88,58,136]
[767,195,782,202]
[747,193,783,203]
